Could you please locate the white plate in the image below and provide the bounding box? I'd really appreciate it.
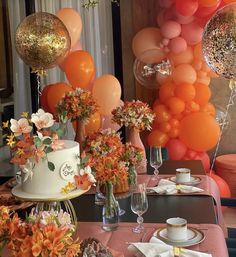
[12,184,90,201]
[154,227,205,247]
[169,176,201,186]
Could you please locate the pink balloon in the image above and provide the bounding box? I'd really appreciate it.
[176,12,195,24]
[181,20,204,45]
[169,37,187,54]
[176,0,199,17]
[101,115,121,132]
[185,149,198,159]
[166,139,188,160]
[161,20,181,39]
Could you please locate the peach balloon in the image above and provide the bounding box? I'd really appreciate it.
[161,21,181,39]
[56,8,82,48]
[175,83,196,102]
[64,50,95,89]
[170,47,194,66]
[181,21,204,45]
[169,37,187,54]
[92,75,121,115]
[166,97,185,115]
[147,129,169,147]
[179,112,220,151]
[193,43,203,59]
[200,103,216,116]
[132,27,162,57]
[172,64,197,84]
[196,75,211,85]
[194,83,211,106]
[46,82,73,115]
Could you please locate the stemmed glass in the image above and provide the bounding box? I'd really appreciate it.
[150,146,163,181]
[131,183,148,233]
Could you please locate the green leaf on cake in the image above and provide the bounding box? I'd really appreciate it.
[43,138,52,145]
[48,161,55,171]
[45,147,53,154]
[33,137,42,147]
[81,155,89,165]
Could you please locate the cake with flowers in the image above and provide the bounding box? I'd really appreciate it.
[3,109,95,199]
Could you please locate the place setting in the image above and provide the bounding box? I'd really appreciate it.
[127,217,211,257]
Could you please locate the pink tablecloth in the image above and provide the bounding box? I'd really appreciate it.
[76,222,228,257]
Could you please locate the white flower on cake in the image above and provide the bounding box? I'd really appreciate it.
[79,166,96,184]
[10,118,32,136]
[31,108,54,130]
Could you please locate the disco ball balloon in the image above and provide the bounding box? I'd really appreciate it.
[202,4,236,80]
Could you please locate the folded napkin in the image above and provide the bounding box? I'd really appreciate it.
[147,179,203,194]
[128,236,212,257]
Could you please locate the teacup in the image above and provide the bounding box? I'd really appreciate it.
[166,217,188,241]
[176,168,191,183]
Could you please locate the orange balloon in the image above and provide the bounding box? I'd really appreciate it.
[199,0,220,7]
[208,173,231,197]
[40,85,53,113]
[223,0,236,3]
[175,83,196,102]
[195,75,211,85]
[92,75,121,115]
[168,127,180,138]
[46,83,72,115]
[179,112,220,151]
[132,27,162,57]
[169,46,194,66]
[166,97,185,114]
[64,50,95,89]
[193,43,203,60]
[85,112,101,135]
[153,104,171,123]
[147,130,169,147]
[200,103,216,116]
[192,59,202,71]
[56,8,82,47]
[159,82,176,102]
[172,64,197,84]
[194,83,211,106]
[159,122,171,133]
[183,101,200,115]
[169,118,180,127]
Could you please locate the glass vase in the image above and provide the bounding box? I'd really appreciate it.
[95,181,106,205]
[102,181,119,231]
[128,165,137,191]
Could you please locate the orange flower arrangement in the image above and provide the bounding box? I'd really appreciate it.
[56,88,98,123]
[0,206,80,257]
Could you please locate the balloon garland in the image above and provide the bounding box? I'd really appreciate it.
[132,0,236,172]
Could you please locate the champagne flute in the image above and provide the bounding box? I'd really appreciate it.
[131,183,148,233]
[150,146,163,181]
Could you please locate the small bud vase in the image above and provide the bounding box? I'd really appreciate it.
[127,128,147,174]
[102,181,119,231]
[75,120,85,152]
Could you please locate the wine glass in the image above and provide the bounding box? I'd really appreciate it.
[131,183,148,233]
[150,146,163,181]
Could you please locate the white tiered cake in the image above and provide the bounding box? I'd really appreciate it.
[12,140,88,200]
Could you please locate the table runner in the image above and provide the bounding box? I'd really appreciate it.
[76,222,228,257]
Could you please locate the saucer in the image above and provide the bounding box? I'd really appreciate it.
[169,176,201,186]
[154,227,205,247]
[12,184,90,201]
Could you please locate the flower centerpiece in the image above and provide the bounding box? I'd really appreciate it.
[56,88,98,149]
[0,205,80,257]
[112,100,155,173]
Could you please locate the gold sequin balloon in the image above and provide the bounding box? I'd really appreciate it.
[15,12,71,74]
[202,4,236,80]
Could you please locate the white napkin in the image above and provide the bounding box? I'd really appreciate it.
[147,179,203,194]
[128,236,212,257]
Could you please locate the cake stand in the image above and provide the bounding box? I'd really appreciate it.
[12,184,91,227]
